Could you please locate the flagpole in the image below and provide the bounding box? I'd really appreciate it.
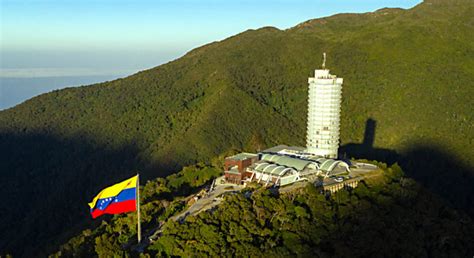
[137,173,141,244]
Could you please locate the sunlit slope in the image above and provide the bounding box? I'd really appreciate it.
[2,0,473,167]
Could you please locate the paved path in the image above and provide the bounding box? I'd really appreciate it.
[171,184,243,222]
[147,182,243,242]
[350,162,380,176]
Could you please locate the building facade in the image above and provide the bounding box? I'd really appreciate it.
[223,148,350,187]
[223,153,258,184]
[306,63,343,159]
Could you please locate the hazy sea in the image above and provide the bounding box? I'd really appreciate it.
[0,75,124,110]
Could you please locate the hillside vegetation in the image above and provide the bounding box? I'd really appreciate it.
[54,162,474,257]
[0,0,473,256]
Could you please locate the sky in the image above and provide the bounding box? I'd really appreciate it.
[1,0,422,77]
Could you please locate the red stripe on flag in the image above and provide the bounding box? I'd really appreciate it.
[91,199,136,219]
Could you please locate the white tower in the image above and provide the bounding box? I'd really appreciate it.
[306,53,343,159]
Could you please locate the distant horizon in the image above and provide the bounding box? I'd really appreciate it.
[0,68,139,78]
[2,0,421,78]
[0,75,127,110]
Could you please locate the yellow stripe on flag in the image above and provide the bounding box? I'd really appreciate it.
[88,175,138,209]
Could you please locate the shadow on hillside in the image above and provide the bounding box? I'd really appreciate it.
[340,118,474,217]
[319,182,474,257]
[0,132,176,257]
[340,118,399,163]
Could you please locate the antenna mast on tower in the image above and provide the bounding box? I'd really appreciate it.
[322,52,326,69]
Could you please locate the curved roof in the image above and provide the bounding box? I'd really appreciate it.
[259,154,349,173]
[316,158,349,172]
[261,154,315,171]
[255,162,269,171]
[253,163,296,176]
[262,164,279,173]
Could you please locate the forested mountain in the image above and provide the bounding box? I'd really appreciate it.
[0,0,473,256]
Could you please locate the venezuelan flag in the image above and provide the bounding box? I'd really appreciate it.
[88,175,138,219]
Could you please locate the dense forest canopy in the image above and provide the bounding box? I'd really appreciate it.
[0,0,473,256]
[54,162,474,257]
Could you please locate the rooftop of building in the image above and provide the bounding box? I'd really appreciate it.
[251,162,297,177]
[226,166,241,174]
[252,152,350,174]
[260,153,316,171]
[261,145,306,154]
[225,152,258,161]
